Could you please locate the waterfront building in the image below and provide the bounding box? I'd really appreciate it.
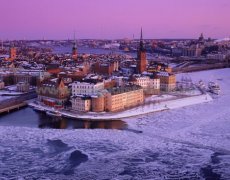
[71,84,144,113]
[181,45,203,57]
[207,53,226,61]
[105,85,144,112]
[91,93,105,112]
[147,78,160,95]
[156,72,176,92]
[137,28,147,73]
[71,95,91,112]
[131,74,160,95]
[37,78,69,108]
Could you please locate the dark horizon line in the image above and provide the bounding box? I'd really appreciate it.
[0,38,218,41]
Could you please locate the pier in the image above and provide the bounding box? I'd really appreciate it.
[0,91,37,114]
[0,102,27,114]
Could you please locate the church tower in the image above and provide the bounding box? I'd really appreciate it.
[137,28,147,74]
[72,32,78,60]
[9,43,16,61]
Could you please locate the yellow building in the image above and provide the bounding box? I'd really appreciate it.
[156,72,176,92]
[91,94,105,112]
[105,85,144,112]
[71,85,144,113]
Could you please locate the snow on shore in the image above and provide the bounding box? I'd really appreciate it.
[30,93,212,120]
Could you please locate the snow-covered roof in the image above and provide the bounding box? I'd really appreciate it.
[157,72,170,77]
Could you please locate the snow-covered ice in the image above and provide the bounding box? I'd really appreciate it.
[0,68,230,179]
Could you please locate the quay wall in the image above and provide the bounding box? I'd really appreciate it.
[173,63,228,73]
[0,91,37,110]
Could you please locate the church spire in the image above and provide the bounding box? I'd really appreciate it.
[139,27,145,51]
[141,27,143,40]
[72,31,78,60]
[1,39,3,50]
[73,31,77,49]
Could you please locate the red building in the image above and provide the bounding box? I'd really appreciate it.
[8,46,17,61]
[37,78,70,108]
[92,61,118,76]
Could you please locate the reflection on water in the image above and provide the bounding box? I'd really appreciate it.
[0,107,127,130]
[37,112,127,130]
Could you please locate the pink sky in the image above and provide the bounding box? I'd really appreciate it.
[0,0,229,40]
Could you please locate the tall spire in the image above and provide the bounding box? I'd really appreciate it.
[73,31,77,49]
[141,27,143,41]
[72,30,78,60]
[1,39,3,49]
[139,27,145,51]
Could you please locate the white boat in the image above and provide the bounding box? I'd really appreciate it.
[198,80,206,90]
[46,110,62,117]
[28,102,45,113]
[208,82,220,95]
[33,106,45,112]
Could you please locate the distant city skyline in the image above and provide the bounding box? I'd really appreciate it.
[0,0,230,40]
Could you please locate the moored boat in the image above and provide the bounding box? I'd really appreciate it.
[208,82,220,95]
[198,80,206,90]
[33,106,45,112]
[46,110,62,117]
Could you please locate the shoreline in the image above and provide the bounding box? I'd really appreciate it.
[29,93,213,120]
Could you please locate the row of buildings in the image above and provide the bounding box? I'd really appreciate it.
[71,84,144,112]
[36,70,175,113]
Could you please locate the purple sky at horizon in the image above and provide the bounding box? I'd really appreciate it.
[0,0,230,40]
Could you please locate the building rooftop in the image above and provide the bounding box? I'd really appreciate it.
[107,85,142,95]
[157,71,174,77]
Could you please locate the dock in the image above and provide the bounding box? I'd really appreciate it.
[0,102,27,114]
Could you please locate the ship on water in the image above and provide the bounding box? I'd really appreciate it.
[208,81,220,95]
[46,110,62,117]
